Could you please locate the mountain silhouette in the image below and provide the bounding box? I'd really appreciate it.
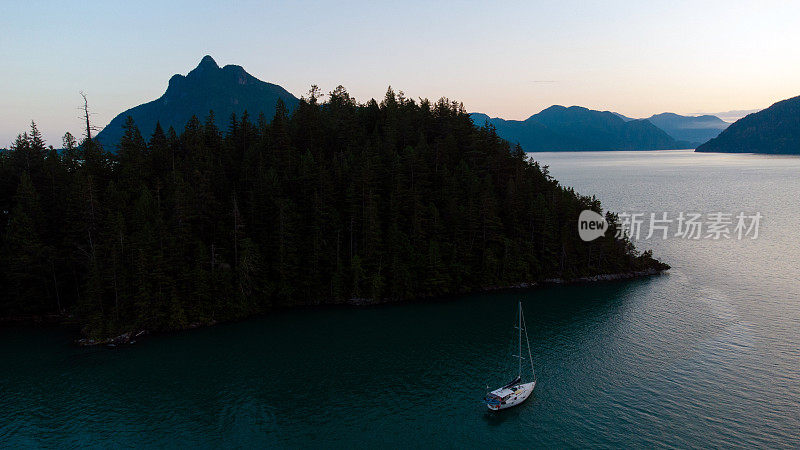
[646,113,728,146]
[471,105,687,151]
[96,56,299,149]
[696,95,800,154]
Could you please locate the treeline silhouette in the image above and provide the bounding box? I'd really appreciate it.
[0,87,667,337]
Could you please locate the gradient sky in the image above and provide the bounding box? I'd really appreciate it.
[2,0,799,146]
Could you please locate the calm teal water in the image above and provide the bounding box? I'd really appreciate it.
[2,150,799,447]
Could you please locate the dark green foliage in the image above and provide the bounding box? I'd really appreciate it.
[0,90,667,338]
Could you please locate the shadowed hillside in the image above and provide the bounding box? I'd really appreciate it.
[696,95,800,154]
[471,106,686,151]
[95,56,299,149]
[646,113,728,146]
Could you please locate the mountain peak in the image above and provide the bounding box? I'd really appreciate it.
[96,56,299,149]
[198,55,219,70]
[184,55,222,80]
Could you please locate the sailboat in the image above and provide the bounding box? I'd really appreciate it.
[484,301,536,411]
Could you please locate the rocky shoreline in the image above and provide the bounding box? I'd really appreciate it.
[2,268,666,346]
[343,267,667,305]
[76,330,148,347]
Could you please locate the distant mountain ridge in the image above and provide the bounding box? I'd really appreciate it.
[645,113,728,146]
[471,105,688,151]
[96,56,299,149]
[612,112,635,122]
[696,95,800,154]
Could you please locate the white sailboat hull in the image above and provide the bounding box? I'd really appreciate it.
[487,381,535,411]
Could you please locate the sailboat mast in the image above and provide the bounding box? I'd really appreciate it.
[522,302,535,381]
[518,301,522,377]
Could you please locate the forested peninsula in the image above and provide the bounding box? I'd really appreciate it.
[0,88,668,339]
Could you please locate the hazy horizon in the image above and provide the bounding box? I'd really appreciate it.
[2,0,798,146]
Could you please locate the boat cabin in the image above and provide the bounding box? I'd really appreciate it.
[485,376,524,407]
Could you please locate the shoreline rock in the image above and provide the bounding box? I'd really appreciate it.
[541,267,665,285]
[76,330,147,347]
[346,267,666,305]
[2,268,666,345]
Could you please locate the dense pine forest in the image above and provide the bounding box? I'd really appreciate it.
[0,87,667,338]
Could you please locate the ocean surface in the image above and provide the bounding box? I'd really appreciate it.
[2,149,799,448]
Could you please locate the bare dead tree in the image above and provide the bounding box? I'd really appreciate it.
[78,91,99,140]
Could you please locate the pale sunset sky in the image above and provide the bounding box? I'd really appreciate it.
[2,0,799,146]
